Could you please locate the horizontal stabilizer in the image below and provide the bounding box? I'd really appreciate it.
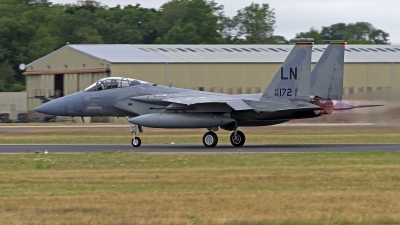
[354,104,384,108]
[333,101,383,111]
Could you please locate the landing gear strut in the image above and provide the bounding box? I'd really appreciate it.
[126,117,142,147]
[230,130,245,147]
[130,123,141,147]
[229,122,245,147]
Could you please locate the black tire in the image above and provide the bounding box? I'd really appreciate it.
[202,132,218,148]
[230,131,245,147]
[131,137,142,147]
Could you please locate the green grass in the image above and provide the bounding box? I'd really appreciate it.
[1,129,400,144]
[1,152,399,171]
[1,153,400,224]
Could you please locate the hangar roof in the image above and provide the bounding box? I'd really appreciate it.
[28,44,400,66]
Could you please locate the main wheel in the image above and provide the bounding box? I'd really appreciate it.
[131,137,142,147]
[230,131,245,147]
[203,132,218,148]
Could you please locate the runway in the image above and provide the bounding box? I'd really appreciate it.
[1,123,396,134]
[1,144,400,153]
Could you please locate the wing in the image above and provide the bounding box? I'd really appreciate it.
[130,92,323,113]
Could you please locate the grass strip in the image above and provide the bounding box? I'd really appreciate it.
[0,152,400,224]
[1,130,400,144]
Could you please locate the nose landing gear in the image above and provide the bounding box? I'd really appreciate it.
[126,117,142,147]
[130,123,141,147]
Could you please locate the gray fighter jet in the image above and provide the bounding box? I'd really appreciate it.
[35,39,377,148]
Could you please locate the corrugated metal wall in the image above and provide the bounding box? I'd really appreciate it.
[166,63,278,92]
[110,64,166,83]
[27,47,106,71]
[64,73,78,95]
[26,74,54,119]
[394,63,400,87]
[0,92,27,120]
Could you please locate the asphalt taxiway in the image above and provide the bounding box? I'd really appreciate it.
[0,123,395,134]
[0,144,400,154]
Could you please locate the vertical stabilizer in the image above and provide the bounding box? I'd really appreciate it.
[261,38,313,101]
[310,41,345,100]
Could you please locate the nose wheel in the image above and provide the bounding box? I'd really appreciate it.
[132,137,141,147]
[230,130,245,147]
[129,122,141,147]
[203,132,218,148]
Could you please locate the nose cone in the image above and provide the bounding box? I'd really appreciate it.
[35,98,66,116]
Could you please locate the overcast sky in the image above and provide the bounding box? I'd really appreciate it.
[51,0,400,44]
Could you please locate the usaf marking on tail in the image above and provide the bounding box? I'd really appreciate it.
[35,38,382,148]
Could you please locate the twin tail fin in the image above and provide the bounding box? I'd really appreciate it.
[260,38,313,101]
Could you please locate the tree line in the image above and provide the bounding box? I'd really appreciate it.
[0,0,391,92]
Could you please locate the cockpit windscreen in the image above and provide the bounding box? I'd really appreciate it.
[85,77,148,91]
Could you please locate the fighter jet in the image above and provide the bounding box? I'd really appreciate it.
[35,38,378,148]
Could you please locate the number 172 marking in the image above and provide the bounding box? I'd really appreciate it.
[275,88,292,97]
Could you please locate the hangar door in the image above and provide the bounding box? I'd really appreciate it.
[54,74,64,97]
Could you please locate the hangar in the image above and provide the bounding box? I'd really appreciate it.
[24,44,400,122]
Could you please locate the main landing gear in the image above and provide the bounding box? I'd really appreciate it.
[203,132,218,148]
[202,127,246,148]
[230,130,245,147]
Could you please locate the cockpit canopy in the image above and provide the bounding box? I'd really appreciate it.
[85,77,148,91]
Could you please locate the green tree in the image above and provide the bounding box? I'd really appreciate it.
[0,0,63,91]
[369,29,389,44]
[95,4,158,44]
[219,16,239,43]
[232,3,276,44]
[0,80,5,92]
[0,16,35,85]
[156,0,224,44]
[12,83,26,92]
[268,35,289,44]
[164,23,201,44]
[344,22,389,44]
[295,27,323,44]
[305,22,390,44]
[320,23,347,40]
[0,61,16,91]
